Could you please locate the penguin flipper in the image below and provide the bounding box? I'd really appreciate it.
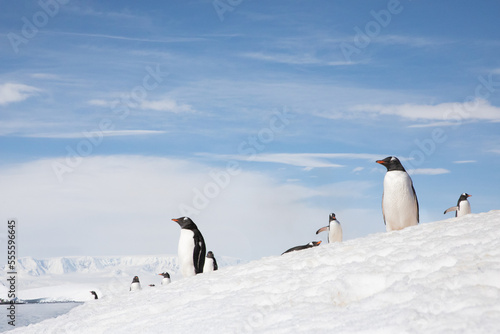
[412,183,419,224]
[193,231,206,274]
[213,257,218,271]
[316,226,329,234]
[444,206,458,214]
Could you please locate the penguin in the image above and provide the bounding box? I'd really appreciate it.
[172,217,206,277]
[129,276,141,291]
[203,251,218,273]
[90,291,98,300]
[444,193,471,217]
[159,272,171,285]
[316,213,342,243]
[376,156,419,231]
[281,241,322,255]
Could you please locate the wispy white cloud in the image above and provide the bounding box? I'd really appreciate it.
[89,97,194,113]
[0,83,40,105]
[31,73,61,80]
[24,130,166,139]
[241,52,355,66]
[408,168,450,175]
[453,160,476,164]
[200,153,383,169]
[376,35,447,47]
[352,99,500,123]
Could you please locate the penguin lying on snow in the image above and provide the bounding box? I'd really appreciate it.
[172,217,206,277]
[281,241,322,255]
[444,193,471,217]
[203,251,218,273]
[159,272,171,285]
[376,156,419,231]
[316,213,342,243]
[130,276,141,291]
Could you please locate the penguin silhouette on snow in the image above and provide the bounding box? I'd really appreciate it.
[444,193,471,217]
[172,217,206,277]
[376,156,419,231]
[130,276,141,291]
[203,251,218,273]
[316,213,342,243]
[282,241,322,255]
[159,272,171,285]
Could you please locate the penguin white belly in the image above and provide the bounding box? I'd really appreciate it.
[382,171,418,231]
[161,278,171,285]
[178,229,196,277]
[457,201,471,217]
[130,282,141,291]
[329,222,342,243]
[203,258,214,273]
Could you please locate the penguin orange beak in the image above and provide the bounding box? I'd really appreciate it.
[376,160,385,164]
[171,218,179,222]
[467,194,472,197]
[318,241,322,245]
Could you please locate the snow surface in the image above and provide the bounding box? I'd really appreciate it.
[6,211,500,333]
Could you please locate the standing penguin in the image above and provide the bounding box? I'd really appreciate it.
[376,156,419,231]
[316,213,343,243]
[203,251,218,273]
[90,291,98,300]
[129,276,141,291]
[172,217,206,277]
[444,193,471,217]
[158,272,171,285]
[281,241,322,255]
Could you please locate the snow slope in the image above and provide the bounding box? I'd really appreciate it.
[0,255,241,302]
[8,211,500,333]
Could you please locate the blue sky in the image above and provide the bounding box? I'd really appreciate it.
[0,0,499,261]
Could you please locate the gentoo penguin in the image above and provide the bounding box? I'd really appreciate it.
[444,193,472,217]
[172,217,206,277]
[376,156,419,231]
[159,272,171,285]
[281,241,322,255]
[90,291,98,300]
[316,213,343,243]
[203,251,218,273]
[129,276,141,291]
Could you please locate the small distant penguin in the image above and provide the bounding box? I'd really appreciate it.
[281,241,322,255]
[159,272,171,285]
[316,213,343,243]
[90,291,98,300]
[129,276,141,291]
[444,193,472,217]
[376,156,419,231]
[203,251,218,273]
[172,217,206,277]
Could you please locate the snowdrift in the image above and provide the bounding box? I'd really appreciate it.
[8,211,500,333]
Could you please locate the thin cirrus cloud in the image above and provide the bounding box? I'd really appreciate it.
[89,97,194,113]
[24,130,167,139]
[241,52,355,66]
[351,98,500,123]
[407,168,450,175]
[199,153,383,169]
[0,82,40,105]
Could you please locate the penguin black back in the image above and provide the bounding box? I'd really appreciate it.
[172,217,206,275]
[90,291,98,299]
[281,241,322,255]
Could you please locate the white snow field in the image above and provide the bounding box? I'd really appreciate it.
[7,211,500,333]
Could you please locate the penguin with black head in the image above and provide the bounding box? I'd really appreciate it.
[172,217,206,277]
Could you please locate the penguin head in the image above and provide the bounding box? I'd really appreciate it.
[459,193,471,201]
[309,241,322,247]
[172,217,196,229]
[206,251,214,259]
[132,276,140,283]
[158,272,170,278]
[329,213,336,222]
[376,156,406,172]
